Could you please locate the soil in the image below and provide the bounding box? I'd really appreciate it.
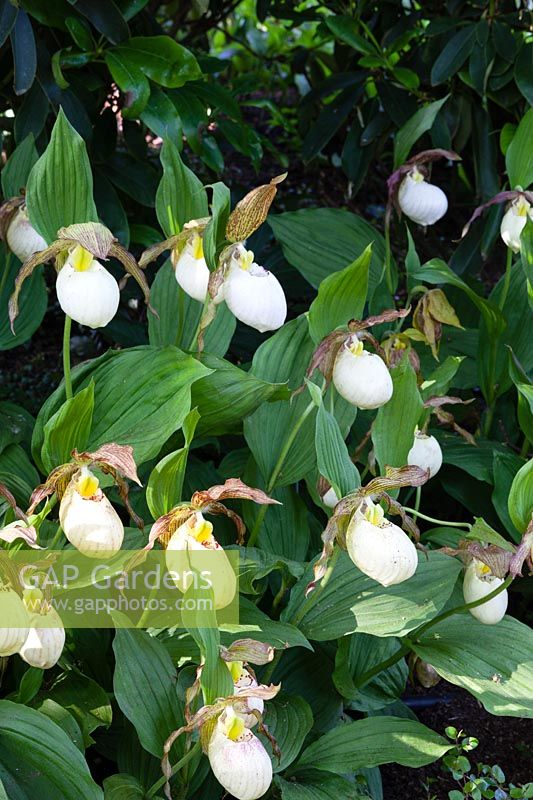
[382,682,533,799]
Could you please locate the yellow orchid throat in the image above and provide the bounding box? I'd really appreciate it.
[189,516,214,544]
[191,233,204,260]
[238,249,254,271]
[70,245,94,272]
[348,339,364,357]
[364,501,385,526]
[222,707,245,741]
[226,660,244,683]
[76,468,100,498]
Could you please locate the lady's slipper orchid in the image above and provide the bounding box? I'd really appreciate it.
[322,486,340,508]
[19,595,65,669]
[332,336,393,409]
[500,195,533,253]
[346,500,418,587]
[56,245,120,328]
[463,559,508,625]
[0,588,29,656]
[224,246,287,332]
[207,706,273,800]
[398,167,448,226]
[227,661,264,727]
[59,466,124,558]
[172,232,211,302]
[407,430,443,478]
[6,207,47,262]
[165,512,237,610]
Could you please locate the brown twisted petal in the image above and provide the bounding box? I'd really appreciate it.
[219,638,276,665]
[109,242,154,316]
[73,443,141,485]
[460,190,533,239]
[57,222,115,259]
[0,481,28,522]
[226,173,287,243]
[0,196,24,242]
[138,233,182,269]
[387,149,461,215]
[8,241,65,332]
[191,478,280,507]
[28,463,78,514]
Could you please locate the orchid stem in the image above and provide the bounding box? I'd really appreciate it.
[63,315,73,400]
[402,506,471,530]
[146,741,201,799]
[384,214,393,294]
[290,545,341,628]
[498,247,513,311]
[414,486,422,515]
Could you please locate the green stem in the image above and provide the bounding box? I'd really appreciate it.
[63,315,73,400]
[384,215,393,294]
[48,525,64,550]
[413,574,513,639]
[498,247,513,311]
[137,584,158,628]
[402,506,472,530]
[247,400,316,548]
[289,545,341,628]
[483,402,495,438]
[414,486,422,515]
[146,742,201,799]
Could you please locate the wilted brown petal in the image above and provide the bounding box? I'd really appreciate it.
[466,543,513,579]
[28,463,78,513]
[144,506,194,551]
[74,443,142,485]
[0,482,27,522]
[220,638,276,665]
[432,406,477,446]
[226,173,287,242]
[509,515,533,578]
[363,465,430,496]
[0,523,40,548]
[349,306,410,332]
[460,190,523,239]
[9,241,65,332]
[192,478,280,507]
[304,330,347,387]
[57,222,115,259]
[109,242,154,316]
[139,234,182,269]
[380,493,420,542]
[0,196,24,242]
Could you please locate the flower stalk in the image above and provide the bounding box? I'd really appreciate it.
[62,315,73,400]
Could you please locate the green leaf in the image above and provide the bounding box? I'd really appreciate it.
[325,16,376,55]
[113,36,201,88]
[269,209,391,303]
[155,139,208,237]
[0,443,40,507]
[243,484,310,562]
[515,42,533,106]
[411,615,533,717]
[263,694,313,772]
[41,382,94,472]
[308,245,371,344]
[508,351,533,442]
[491,451,522,541]
[25,108,98,244]
[277,771,371,800]
[148,261,235,355]
[192,352,289,437]
[394,95,449,167]
[32,346,211,468]
[0,700,103,799]
[430,26,476,85]
[508,458,533,534]
[103,775,146,800]
[184,621,232,706]
[203,182,231,270]
[506,108,533,189]
[315,402,360,498]
[1,134,38,198]
[296,717,452,773]
[139,87,182,143]
[333,634,408,711]
[45,671,112,746]
[113,628,184,758]
[11,10,37,96]
[67,0,129,44]
[372,358,422,471]
[281,550,461,640]
[146,407,200,518]
[0,249,46,351]
[105,51,150,118]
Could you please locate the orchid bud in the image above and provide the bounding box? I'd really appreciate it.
[56,245,120,328]
[224,246,287,332]
[332,337,393,409]
[165,512,237,610]
[463,559,508,625]
[6,207,47,262]
[500,195,532,253]
[227,661,264,727]
[59,466,124,558]
[19,594,65,669]
[322,486,340,508]
[0,588,29,656]
[346,500,418,587]
[407,430,443,478]
[208,707,273,800]
[398,167,448,226]
[172,232,211,302]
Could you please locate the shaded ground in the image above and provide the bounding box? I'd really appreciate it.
[382,682,533,799]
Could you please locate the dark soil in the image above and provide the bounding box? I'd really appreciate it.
[382,682,533,799]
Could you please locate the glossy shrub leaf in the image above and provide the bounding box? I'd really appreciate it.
[0,1,17,49]
[315,402,360,498]
[430,25,476,86]
[412,615,533,717]
[281,550,461,640]
[308,245,371,344]
[105,51,150,118]
[139,87,182,142]
[155,138,208,237]
[148,261,235,355]
[333,634,408,711]
[515,42,533,106]
[508,458,533,534]
[269,209,390,302]
[192,352,289,437]
[372,358,422,471]
[113,628,184,758]
[1,134,38,198]
[10,10,36,95]
[26,108,98,243]
[113,36,201,88]
[296,717,451,773]
[263,694,313,772]
[0,251,46,351]
[394,95,449,167]
[67,0,129,44]
[41,381,95,472]
[146,407,200,518]
[506,108,533,189]
[0,700,103,799]
[32,346,211,468]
